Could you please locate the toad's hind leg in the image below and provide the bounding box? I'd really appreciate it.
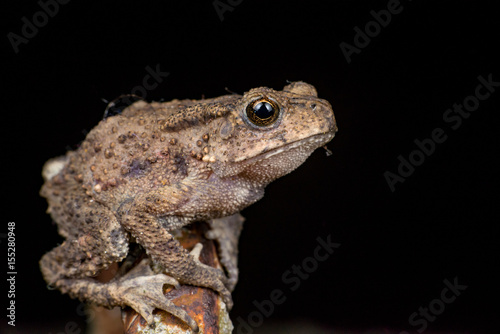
[40,196,130,283]
[39,198,200,331]
[42,254,199,331]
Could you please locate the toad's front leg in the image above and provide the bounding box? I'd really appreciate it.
[117,203,233,310]
[206,213,245,292]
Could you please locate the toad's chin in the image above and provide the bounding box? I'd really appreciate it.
[228,132,336,185]
[209,130,336,180]
[248,132,335,164]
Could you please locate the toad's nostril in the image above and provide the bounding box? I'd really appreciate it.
[310,103,317,110]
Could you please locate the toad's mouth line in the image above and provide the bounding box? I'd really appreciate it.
[234,131,336,164]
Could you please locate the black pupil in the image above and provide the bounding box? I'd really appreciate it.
[253,102,274,119]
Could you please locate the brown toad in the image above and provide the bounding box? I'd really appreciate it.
[40,81,337,331]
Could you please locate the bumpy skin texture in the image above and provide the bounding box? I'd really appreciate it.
[40,81,337,331]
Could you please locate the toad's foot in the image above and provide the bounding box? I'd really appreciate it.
[49,265,199,332]
[109,272,199,332]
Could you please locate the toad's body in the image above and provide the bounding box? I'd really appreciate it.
[40,82,337,331]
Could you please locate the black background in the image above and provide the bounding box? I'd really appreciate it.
[2,0,499,333]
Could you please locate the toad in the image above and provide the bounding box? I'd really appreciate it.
[40,81,337,331]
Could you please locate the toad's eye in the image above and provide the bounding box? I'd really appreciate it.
[245,99,280,127]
